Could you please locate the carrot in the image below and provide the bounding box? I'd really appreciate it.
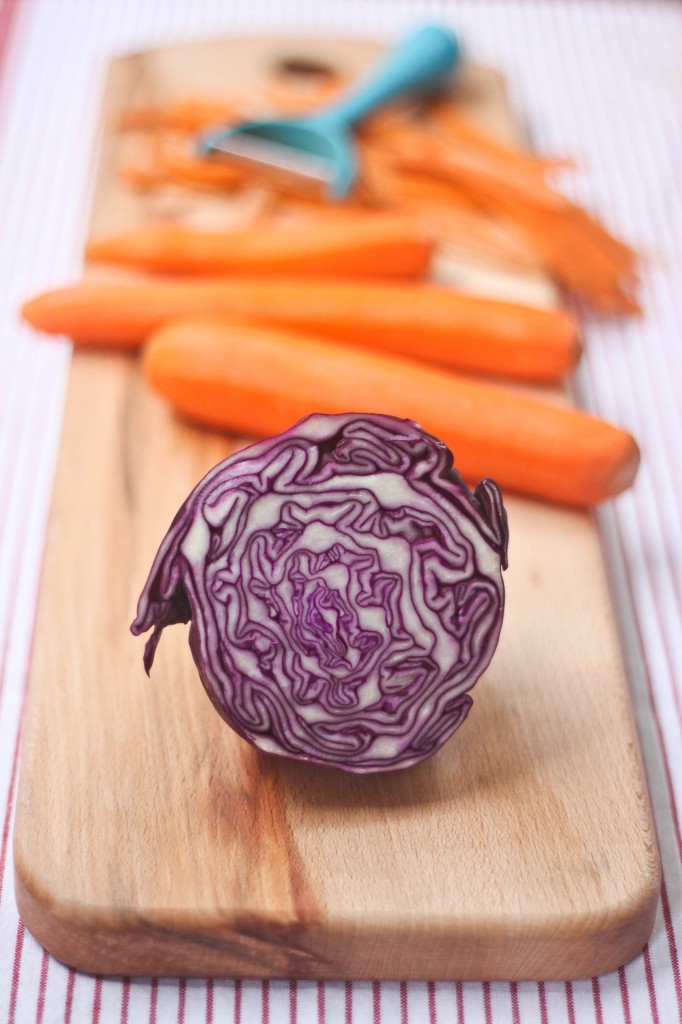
[143,318,639,507]
[84,217,433,280]
[22,278,580,384]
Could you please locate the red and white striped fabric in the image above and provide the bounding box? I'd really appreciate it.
[1,1,681,1021]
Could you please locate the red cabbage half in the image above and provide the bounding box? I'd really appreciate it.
[131,413,508,773]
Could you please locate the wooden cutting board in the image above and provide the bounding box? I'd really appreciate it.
[13,34,659,981]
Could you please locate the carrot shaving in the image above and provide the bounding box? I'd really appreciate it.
[118,96,246,133]
[428,101,574,176]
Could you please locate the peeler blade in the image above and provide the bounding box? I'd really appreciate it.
[207,133,333,187]
[199,117,357,197]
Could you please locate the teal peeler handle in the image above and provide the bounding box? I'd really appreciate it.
[317,25,462,131]
[198,24,462,201]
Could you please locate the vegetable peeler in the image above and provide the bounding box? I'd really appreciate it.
[198,24,462,199]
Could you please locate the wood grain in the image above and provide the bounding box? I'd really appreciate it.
[13,34,659,980]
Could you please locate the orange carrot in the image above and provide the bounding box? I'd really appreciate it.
[22,278,580,384]
[84,217,432,280]
[143,318,638,507]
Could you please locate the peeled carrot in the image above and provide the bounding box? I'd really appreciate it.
[143,318,639,507]
[84,217,433,280]
[22,278,580,384]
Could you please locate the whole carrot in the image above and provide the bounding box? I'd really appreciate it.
[84,217,432,280]
[143,318,638,508]
[22,278,579,384]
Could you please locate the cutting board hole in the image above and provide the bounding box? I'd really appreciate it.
[274,56,337,81]
[268,56,344,110]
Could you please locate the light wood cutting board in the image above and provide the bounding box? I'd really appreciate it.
[13,34,659,981]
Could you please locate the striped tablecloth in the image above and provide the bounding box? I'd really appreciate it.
[1,1,681,1021]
